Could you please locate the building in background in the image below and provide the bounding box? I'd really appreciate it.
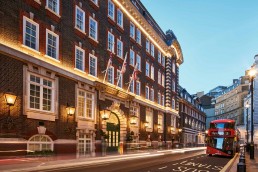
[214,76,249,142]
[178,86,206,147]
[199,95,215,129]
[0,0,183,156]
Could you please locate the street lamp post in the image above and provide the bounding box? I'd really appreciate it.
[248,68,256,159]
[246,103,250,152]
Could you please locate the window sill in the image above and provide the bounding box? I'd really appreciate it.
[117,25,124,33]
[26,109,56,121]
[77,117,94,122]
[74,68,86,74]
[21,44,40,55]
[88,74,98,80]
[74,27,86,35]
[45,7,61,18]
[88,36,99,46]
[107,16,116,26]
[44,55,60,63]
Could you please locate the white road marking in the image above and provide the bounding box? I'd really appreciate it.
[158,166,167,170]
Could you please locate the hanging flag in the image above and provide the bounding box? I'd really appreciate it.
[103,52,113,83]
[121,52,127,74]
[131,63,139,81]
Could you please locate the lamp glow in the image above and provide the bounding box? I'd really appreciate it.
[4,92,17,106]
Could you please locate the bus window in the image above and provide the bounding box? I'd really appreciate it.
[210,123,234,129]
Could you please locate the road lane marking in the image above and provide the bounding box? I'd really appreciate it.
[158,166,167,170]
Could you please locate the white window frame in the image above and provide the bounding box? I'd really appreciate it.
[75,46,85,72]
[158,113,164,132]
[46,29,59,60]
[129,80,134,93]
[89,16,98,41]
[89,53,97,77]
[158,71,161,85]
[161,94,164,106]
[108,0,115,21]
[136,28,141,45]
[136,54,141,71]
[77,89,95,120]
[136,81,141,96]
[146,39,150,53]
[117,69,123,88]
[162,55,165,66]
[117,9,123,28]
[146,62,150,77]
[117,39,123,58]
[150,43,154,57]
[108,32,115,53]
[158,92,161,105]
[145,86,149,100]
[146,109,153,130]
[46,0,60,16]
[75,5,85,33]
[78,133,93,157]
[158,51,161,63]
[130,49,135,66]
[150,88,154,101]
[151,65,154,80]
[107,66,114,84]
[130,22,135,39]
[171,116,176,127]
[27,134,54,151]
[23,16,39,51]
[28,73,55,113]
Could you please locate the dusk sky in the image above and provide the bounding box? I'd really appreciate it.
[141,0,258,94]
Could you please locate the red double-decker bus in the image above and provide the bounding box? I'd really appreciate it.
[206,119,239,157]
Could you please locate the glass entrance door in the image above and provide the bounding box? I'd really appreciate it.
[106,122,120,152]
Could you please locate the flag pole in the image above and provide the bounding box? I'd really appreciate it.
[103,42,115,83]
[116,52,127,88]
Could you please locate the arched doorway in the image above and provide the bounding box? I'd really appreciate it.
[106,112,120,152]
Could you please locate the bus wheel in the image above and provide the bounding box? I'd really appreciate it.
[208,154,212,156]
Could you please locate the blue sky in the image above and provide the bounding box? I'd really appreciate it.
[141,0,258,94]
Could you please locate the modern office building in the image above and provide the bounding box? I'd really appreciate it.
[0,0,183,156]
[178,86,206,147]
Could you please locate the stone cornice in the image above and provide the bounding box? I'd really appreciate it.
[115,0,183,65]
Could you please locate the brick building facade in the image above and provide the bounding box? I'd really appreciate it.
[0,0,183,156]
[178,86,206,147]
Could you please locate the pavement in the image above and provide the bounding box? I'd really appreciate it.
[0,147,206,172]
[224,147,258,172]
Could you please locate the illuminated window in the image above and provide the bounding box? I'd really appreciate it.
[130,22,135,39]
[89,17,98,41]
[130,49,135,66]
[136,28,141,44]
[136,81,141,96]
[108,0,115,20]
[46,29,59,60]
[117,39,123,58]
[29,74,54,112]
[129,80,134,93]
[146,62,150,77]
[117,70,122,88]
[151,65,154,80]
[158,113,164,132]
[89,54,97,77]
[23,16,39,51]
[150,88,154,101]
[77,90,95,119]
[158,71,161,85]
[75,6,85,33]
[136,54,141,70]
[78,133,92,157]
[150,43,154,57]
[146,109,153,129]
[107,66,114,84]
[75,46,85,71]
[28,135,53,151]
[146,39,150,53]
[46,0,59,15]
[108,32,115,52]
[117,9,123,28]
[145,86,149,99]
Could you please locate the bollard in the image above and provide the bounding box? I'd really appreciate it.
[239,154,245,163]
[237,162,246,172]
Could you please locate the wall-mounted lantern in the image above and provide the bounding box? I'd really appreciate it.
[130,115,138,125]
[4,91,17,106]
[66,103,76,116]
[100,108,111,120]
